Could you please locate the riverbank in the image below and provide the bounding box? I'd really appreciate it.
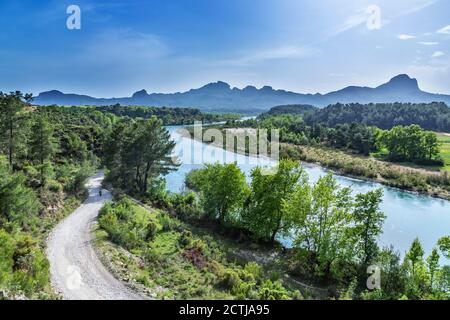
[180,127,450,201]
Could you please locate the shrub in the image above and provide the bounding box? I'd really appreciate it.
[178,230,193,248]
[0,230,50,297]
[98,199,161,250]
[170,192,203,221]
[244,262,262,283]
[258,280,291,300]
[47,180,63,193]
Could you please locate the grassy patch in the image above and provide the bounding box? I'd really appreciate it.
[95,199,304,300]
[438,133,450,172]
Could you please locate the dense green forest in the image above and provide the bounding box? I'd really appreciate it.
[45,104,239,126]
[300,102,450,132]
[263,104,316,117]
[233,115,442,164]
[0,94,235,299]
[0,93,113,298]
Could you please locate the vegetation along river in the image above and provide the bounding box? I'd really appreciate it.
[165,125,450,260]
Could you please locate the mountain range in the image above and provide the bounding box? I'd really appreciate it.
[33,74,450,113]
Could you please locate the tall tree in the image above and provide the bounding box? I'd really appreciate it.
[426,248,440,289]
[437,236,450,259]
[29,116,58,186]
[105,117,177,195]
[197,163,249,224]
[0,157,40,227]
[406,238,425,276]
[0,92,32,167]
[288,173,354,276]
[352,189,385,267]
[243,160,307,244]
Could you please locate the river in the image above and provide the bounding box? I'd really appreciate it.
[165,125,450,260]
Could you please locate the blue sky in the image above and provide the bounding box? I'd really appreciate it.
[0,0,449,97]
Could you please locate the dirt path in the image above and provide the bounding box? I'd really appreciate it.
[46,173,144,300]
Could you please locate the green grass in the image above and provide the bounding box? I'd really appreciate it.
[95,199,304,300]
[438,133,450,172]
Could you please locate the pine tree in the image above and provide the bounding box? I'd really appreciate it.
[427,248,440,289]
[29,116,57,186]
[0,92,31,167]
[406,238,425,276]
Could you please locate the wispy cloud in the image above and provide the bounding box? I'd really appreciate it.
[396,0,438,17]
[398,34,416,40]
[418,41,439,45]
[437,25,450,34]
[82,29,169,63]
[332,10,368,36]
[432,51,445,58]
[219,45,319,66]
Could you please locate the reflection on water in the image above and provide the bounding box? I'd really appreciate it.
[165,125,450,260]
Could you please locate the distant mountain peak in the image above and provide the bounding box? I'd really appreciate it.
[39,90,64,96]
[132,89,149,98]
[200,81,231,91]
[381,74,419,91]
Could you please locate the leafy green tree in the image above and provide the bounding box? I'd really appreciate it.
[352,189,385,267]
[287,173,354,276]
[372,247,407,300]
[427,248,440,289]
[195,163,249,224]
[437,236,450,259]
[29,116,58,186]
[243,160,306,243]
[65,132,88,163]
[0,91,32,166]
[423,132,440,161]
[377,125,441,164]
[406,238,425,276]
[0,157,40,227]
[404,238,429,299]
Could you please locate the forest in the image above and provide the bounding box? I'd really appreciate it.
[0,93,235,299]
[300,102,450,132]
[233,115,442,165]
[0,92,109,299]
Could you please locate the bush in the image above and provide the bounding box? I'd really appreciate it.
[98,199,161,250]
[159,213,181,232]
[169,192,203,221]
[0,230,50,297]
[47,180,63,193]
[257,280,291,300]
[178,230,194,248]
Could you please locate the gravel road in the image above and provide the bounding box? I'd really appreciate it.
[46,173,144,300]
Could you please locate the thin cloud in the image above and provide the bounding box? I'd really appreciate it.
[219,45,319,66]
[83,29,169,63]
[432,51,445,58]
[398,34,416,40]
[396,0,437,17]
[437,25,450,34]
[418,41,439,45]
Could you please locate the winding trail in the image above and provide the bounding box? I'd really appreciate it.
[46,173,144,300]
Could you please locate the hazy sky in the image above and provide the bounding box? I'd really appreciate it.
[0,0,449,96]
